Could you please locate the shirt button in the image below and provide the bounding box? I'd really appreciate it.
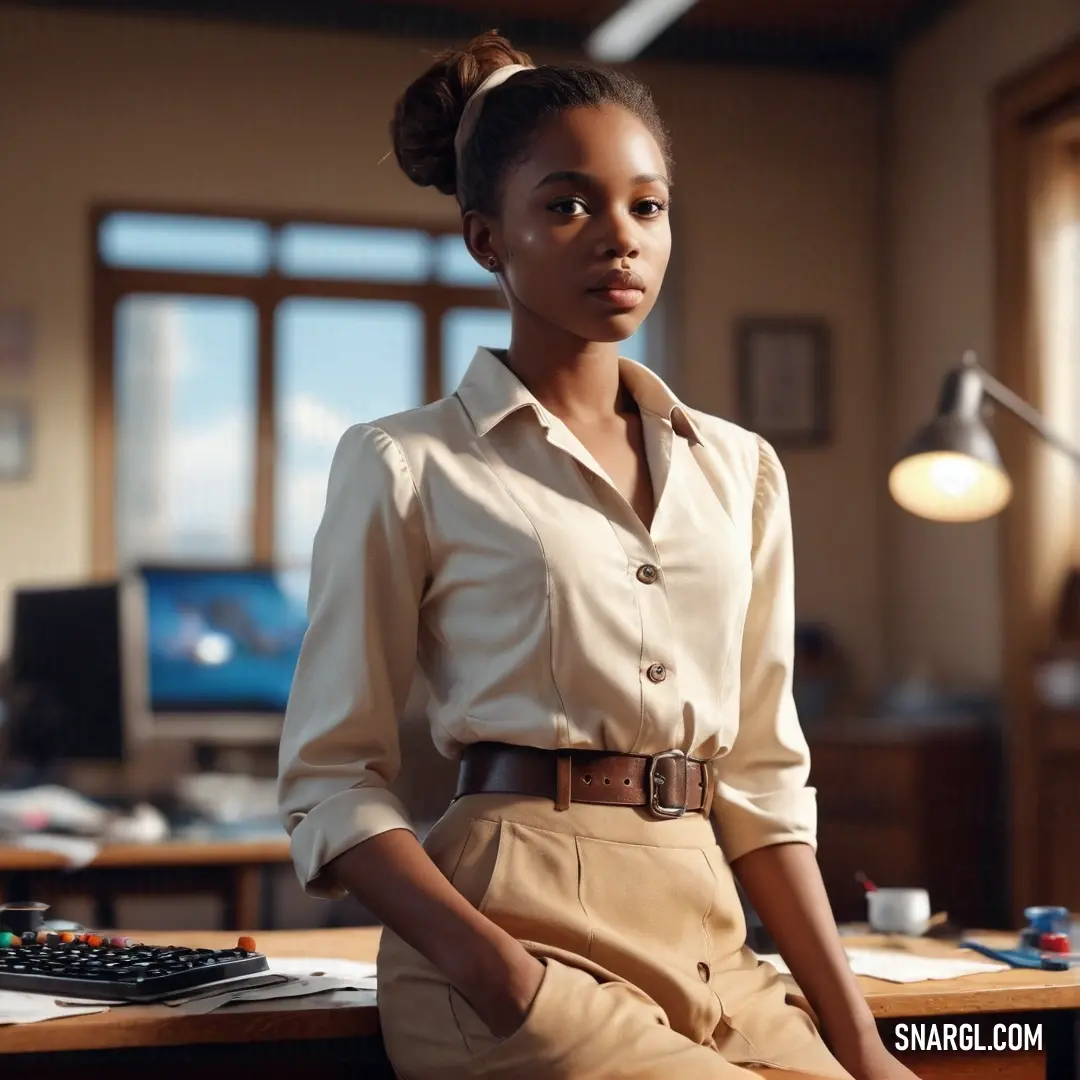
[636,564,658,584]
[697,961,711,982]
[646,663,667,683]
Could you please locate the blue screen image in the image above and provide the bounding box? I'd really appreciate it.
[142,567,307,712]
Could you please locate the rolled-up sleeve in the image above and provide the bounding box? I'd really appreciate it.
[277,423,429,899]
[711,435,817,862]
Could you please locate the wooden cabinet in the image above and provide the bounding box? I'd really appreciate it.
[806,716,1006,928]
[1030,705,1080,914]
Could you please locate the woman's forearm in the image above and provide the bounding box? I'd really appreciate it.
[731,842,878,1052]
[325,828,526,990]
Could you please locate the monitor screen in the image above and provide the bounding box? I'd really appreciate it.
[6,583,125,764]
[139,565,307,716]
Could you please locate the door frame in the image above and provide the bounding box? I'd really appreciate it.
[993,36,1080,924]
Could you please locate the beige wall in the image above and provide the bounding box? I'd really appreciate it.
[886,0,1080,689]
[0,6,883,692]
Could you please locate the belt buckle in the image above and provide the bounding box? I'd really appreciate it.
[648,749,688,818]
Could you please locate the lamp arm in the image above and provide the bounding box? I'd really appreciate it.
[972,363,1080,469]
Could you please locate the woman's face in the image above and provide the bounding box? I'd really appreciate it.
[466,103,671,346]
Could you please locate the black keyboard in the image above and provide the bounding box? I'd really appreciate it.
[0,931,270,1003]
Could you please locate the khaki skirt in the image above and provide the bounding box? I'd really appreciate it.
[377,791,852,1080]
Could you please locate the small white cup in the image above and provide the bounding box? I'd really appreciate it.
[866,888,932,936]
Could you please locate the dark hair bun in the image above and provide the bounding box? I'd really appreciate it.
[390,30,533,196]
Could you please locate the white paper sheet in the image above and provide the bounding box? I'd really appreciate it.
[170,974,367,1015]
[756,949,1008,984]
[10,833,102,868]
[268,957,377,982]
[0,786,108,834]
[0,990,109,1025]
[165,957,378,1015]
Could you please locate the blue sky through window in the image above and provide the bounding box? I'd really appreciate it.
[277,224,432,281]
[275,298,424,563]
[114,295,257,563]
[101,213,271,274]
[442,308,512,394]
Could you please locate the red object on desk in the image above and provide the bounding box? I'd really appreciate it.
[1039,932,1071,953]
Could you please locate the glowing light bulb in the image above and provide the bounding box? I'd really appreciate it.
[928,455,979,497]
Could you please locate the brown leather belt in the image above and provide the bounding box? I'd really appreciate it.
[455,742,713,819]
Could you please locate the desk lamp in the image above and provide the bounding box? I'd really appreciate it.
[888,350,1080,522]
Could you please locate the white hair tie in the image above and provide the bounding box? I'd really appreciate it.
[453,63,532,164]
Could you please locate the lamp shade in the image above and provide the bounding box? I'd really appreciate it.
[888,363,1013,523]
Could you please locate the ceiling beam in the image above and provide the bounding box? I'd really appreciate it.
[585,0,700,63]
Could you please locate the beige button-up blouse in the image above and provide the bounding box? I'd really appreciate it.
[277,347,816,898]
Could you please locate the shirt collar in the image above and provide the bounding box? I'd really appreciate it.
[455,347,702,444]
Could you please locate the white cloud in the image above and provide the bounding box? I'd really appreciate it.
[161,417,335,562]
[284,393,351,451]
[164,414,253,556]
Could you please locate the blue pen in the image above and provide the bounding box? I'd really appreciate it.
[959,940,1070,971]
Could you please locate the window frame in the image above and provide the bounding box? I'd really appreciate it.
[90,202,506,575]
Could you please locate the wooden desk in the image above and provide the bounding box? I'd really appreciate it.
[791,933,1079,1079]
[0,838,292,930]
[0,929,1075,1079]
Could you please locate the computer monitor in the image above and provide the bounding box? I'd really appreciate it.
[122,564,307,745]
[5,583,126,765]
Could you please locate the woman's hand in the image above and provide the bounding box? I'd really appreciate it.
[452,938,547,1038]
[324,831,549,1041]
[832,1029,922,1080]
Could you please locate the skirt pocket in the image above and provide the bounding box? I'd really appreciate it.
[447,953,557,1059]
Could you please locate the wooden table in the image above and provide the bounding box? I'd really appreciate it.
[790,932,1079,1079]
[1,928,1076,1079]
[0,838,292,930]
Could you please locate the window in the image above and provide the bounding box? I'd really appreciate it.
[113,294,258,565]
[274,298,424,567]
[94,209,660,586]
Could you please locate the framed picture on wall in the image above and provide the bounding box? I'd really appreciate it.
[0,401,32,480]
[735,316,831,446]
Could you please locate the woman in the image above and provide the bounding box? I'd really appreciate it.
[277,31,918,1080]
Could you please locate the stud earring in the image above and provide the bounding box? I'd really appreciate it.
[487,256,498,271]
